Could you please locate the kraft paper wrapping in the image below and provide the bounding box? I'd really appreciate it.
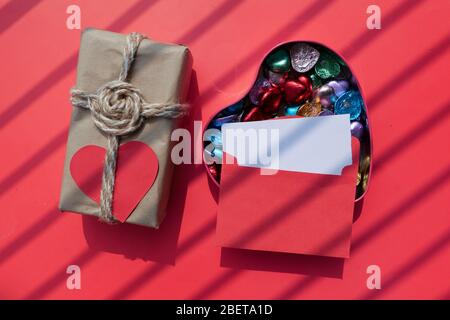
[59,28,192,228]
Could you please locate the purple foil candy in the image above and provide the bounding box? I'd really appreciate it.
[327,80,349,97]
[266,70,287,87]
[211,114,238,129]
[350,121,364,139]
[315,84,334,107]
[249,77,272,105]
[319,109,334,116]
[320,96,332,107]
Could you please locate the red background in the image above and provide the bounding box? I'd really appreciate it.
[0,0,449,299]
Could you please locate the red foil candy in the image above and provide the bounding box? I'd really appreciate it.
[208,164,221,181]
[284,75,312,104]
[260,86,282,114]
[243,106,270,122]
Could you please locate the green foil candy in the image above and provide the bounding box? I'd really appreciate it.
[315,53,341,79]
[309,74,322,88]
[265,49,291,73]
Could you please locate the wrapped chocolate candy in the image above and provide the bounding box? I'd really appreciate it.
[327,80,349,98]
[284,75,312,104]
[260,86,282,114]
[222,100,244,115]
[284,105,300,116]
[265,48,291,73]
[242,105,269,122]
[211,114,239,129]
[319,109,333,116]
[334,90,363,120]
[204,130,222,147]
[315,53,341,79]
[249,77,272,105]
[207,163,221,182]
[297,100,322,117]
[290,43,320,73]
[350,121,364,140]
[314,84,334,108]
[265,69,288,87]
[309,73,322,88]
[204,143,223,164]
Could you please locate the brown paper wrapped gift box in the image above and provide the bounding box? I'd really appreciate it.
[59,28,192,228]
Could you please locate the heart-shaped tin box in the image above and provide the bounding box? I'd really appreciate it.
[204,41,372,202]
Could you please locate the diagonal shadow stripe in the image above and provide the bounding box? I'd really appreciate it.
[0,0,240,275]
[0,0,161,260]
[1,0,432,199]
[177,0,243,44]
[361,228,450,299]
[3,0,429,200]
[23,248,97,299]
[0,0,327,265]
[195,0,337,108]
[0,0,41,35]
[0,0,160,130]
[439,288,450,300]
[191,94,450,299]
[0,208,62,265]
[3,0,442,300]
[109,218,216,299]
[0,0,241,199]
[196,0,427,109]
[270,104,450,299]
[107,0,338,298]
[0,130,67,198]
[341,0,426,59]
[375,99,450,172]
[274,276,318,300]
[352,166,450,252]
[4,144,160,297]
[276,165,450,299]
[367,33,450,110]
[0,145,134,267]
[191,268,241,300]
[104,0,440,298]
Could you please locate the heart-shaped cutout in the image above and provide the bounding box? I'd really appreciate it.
[70,141,159,222]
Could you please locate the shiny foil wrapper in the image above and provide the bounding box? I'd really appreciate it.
[290,43,320,73]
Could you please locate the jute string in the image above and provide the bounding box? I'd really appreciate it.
[70,32,188,223]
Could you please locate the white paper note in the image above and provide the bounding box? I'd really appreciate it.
[222,114,352,175]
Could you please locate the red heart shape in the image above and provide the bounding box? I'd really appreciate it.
[70,141,159,223]
[284,76,312,104]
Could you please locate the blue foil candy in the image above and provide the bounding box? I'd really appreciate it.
[334,90,363,120]
[210,114,238,129]
[222,100,244,116]
[211,146,223,163]
[284,105,300,116]
[204,143,223,164]
[204,130,222,147]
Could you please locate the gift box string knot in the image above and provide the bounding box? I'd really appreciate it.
[70,32,189,224]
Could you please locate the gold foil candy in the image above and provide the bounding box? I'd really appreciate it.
[297,101,322,117]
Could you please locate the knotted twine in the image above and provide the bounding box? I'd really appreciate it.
[70,32,188,223]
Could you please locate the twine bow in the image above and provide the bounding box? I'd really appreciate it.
[70,32,188,223]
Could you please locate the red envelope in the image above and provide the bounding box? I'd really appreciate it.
[216,138,360,258]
